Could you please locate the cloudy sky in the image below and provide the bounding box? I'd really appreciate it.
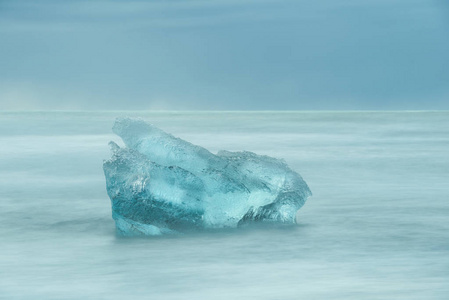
[1,0,448,110]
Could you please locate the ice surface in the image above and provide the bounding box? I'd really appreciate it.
[103,118,311,235]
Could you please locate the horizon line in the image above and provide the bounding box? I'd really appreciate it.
[1,109,448,113]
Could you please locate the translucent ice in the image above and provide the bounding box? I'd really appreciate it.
[103,118,311,235]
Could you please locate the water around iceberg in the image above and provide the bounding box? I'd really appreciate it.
[2,111,449,300]
[104,118,311,235]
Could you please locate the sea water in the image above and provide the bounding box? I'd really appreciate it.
[0,111,448,299]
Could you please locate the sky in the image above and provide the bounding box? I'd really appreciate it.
[0,0,448,110]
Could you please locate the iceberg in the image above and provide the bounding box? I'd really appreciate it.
[103,118,311,236]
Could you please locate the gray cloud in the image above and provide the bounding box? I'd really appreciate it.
[1,0,448,110]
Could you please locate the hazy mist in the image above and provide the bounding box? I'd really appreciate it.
[1,0,448,110]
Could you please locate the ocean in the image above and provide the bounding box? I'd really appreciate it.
[0,111,448,299]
